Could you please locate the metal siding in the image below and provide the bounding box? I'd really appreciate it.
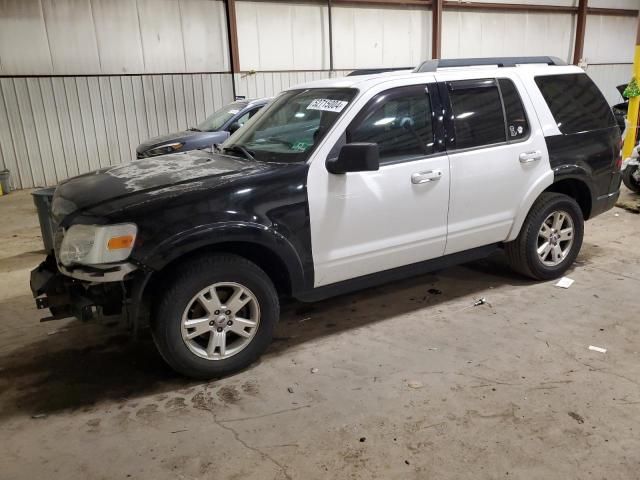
[63,77,91,175]
[0,82,21,188]
[75,76,101,172]
[137,0,186,74]
[26,78,57,186]
[91,0,145,75]
[586,64,632,106]
[87,76,111,169]
[237,1,329,71]
[442,10,575,62]
[98,76,121,166]
[39,78,69,180]
[584,15,636,64]
[51,77,80,178]
[179,0,230,72]
[41,0,101,75]
[14,78,46,187]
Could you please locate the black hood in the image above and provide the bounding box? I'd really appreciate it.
[52,150,258,221]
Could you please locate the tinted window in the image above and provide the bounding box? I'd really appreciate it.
[449,80,506,149]
[499,78,529,141]
[535,73,616,134]
[348,86,434,162]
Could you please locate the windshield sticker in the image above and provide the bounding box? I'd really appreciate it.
[292,141,309,151]
[307,99,348,113]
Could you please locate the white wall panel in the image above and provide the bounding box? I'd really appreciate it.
[180,0,230,72]
[233,70,351,99]
[1,0,229,76]
[589,0,640,9]
[41,0,101,74]
[0,74,233,189]
[91,0,146,74]
[583,15,636,64]
[333,6,430,69]
[237,1,329,71]
[464,0,578,5]
[0,0,52,75]
[442,10,575,62]
[137,0,186,73]
[586,64,631,106]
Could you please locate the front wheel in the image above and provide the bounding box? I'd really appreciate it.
[151,254,279,379]
[505,192,584,280]
[622,164,640,194]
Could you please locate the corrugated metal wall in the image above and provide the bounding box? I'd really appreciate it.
[0,74,233,189]
[0,0,638,189]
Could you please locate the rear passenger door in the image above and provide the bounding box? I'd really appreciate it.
[435,72,551,255]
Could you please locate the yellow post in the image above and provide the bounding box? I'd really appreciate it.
[622,19,640,161]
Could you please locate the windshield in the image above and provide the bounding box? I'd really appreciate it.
[221,88,357,163]
[196,101,248,132]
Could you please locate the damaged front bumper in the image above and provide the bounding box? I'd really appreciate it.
[30,255,151,326]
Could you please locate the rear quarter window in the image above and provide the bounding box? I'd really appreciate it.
[535,73,616,134]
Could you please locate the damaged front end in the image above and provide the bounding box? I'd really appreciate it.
[30,254,151,331]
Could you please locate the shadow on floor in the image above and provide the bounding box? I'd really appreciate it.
[0,251,542,418]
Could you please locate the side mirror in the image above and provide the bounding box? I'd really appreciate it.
[228,122,242,134]
[326,143,380,174]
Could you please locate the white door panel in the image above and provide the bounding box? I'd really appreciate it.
[310,155,449,286]
[444,136,549,254]
[438,70,552,255]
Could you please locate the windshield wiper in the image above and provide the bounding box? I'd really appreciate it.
[187,126,201,132]
[262,136,293,147]
[222,144,255,161]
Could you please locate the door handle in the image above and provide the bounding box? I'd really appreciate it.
[411,169,442,184]
[519,151,542,163]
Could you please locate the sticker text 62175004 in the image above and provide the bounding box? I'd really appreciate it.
[307,99,348,113]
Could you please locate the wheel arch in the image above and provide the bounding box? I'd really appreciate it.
[139,223,310,299]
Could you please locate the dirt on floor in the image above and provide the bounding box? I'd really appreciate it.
[1,188,639,480]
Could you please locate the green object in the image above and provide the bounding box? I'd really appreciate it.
[623,78,640,98]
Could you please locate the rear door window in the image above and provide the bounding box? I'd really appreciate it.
[448,79,506,149]
[499,78,529,141]
[535,73,616,134]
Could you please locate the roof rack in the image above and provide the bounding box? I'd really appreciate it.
[346,67,412,76]
[414,56,566,73]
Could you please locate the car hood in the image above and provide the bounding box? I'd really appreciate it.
[53,150,257,221]
[136,130,203,153]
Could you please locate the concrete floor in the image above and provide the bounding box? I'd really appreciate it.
[0,188,639,480]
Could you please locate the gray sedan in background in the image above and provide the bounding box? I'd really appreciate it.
[136,97,269,158]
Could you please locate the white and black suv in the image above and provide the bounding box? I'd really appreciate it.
[31,57,622,378]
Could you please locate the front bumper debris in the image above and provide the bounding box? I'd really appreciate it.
[30,255,125,322]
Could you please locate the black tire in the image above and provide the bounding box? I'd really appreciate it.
[622,165,640,194]
[505,192,584,280]
[151,253,279,379]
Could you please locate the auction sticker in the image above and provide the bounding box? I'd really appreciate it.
[307,99,348,113]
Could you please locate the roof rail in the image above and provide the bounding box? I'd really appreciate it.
[346,67,412,76]
[414,56,566,73]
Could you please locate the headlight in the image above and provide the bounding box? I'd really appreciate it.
[59,223,137,266]
[145,142,184,157]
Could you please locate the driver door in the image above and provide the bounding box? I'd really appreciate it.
[307,83,450,287]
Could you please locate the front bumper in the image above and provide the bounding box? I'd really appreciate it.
[30,255,137,323]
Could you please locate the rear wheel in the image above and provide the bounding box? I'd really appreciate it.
[151,254,279,379]
[505,192,584,280]
[622,164,640,194]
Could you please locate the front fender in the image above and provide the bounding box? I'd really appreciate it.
[136,221,308,292]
